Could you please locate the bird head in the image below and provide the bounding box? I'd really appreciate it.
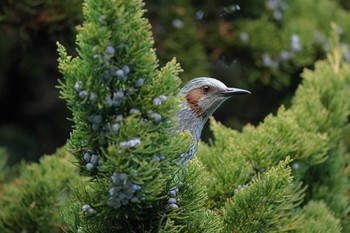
[179,77,251,118]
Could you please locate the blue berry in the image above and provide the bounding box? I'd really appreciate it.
[119,141,129,148]
[122,65,130,74]
[83,153,91,162]
[262,53,272,67]
[79,90,88,99]
[82,204,91,212]
[86,163,94,170]
[92,115,102,124]
[129,108,140,115]
[135,78,144,87]
[153,155,160,162]
[172,19,184,29]
[105,45,115,55]
[291,34,301,52]
[239,32,249,41]
[114,90,124,99]
[169,203,179,209]
[74,81,82,91]
[106,96,113,107]
[279,50,290,61]
[168,198,177,204]
[273,10,282,20]
[150,113,162,122]
[89,92,97,102]
[99,16,107,25]
[159,95,167,101]
[129,138,141,147]
[116,69,124,78]
[169,190,177,197]
[196,10,204,20]
[119,193,126,199]
[92,123,99,131]
[109,187,116,195]
[153,97,161,105]
[116,114,123,122]
[132,184,141,191]
[111,123,119,132]
[90,154,99,164]
[292,162,299,170]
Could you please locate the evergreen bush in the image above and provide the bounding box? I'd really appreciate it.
[0,148,79,233]
[197,24,350,232]
[0,0,349,232]
[56,0,217,231]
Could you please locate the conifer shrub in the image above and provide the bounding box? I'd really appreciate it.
[0,148,79,233]
[193,0,350,89]
[0,0,349,232]
[197,25,350,232]
[0,148,8,183]
[57,0,221,231]
[298,201,342,233]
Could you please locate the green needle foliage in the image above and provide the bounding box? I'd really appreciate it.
[223,158,303,232]
[57,0,221,231]
[298,201,342,233]
[197,25,350,232]
[1,0,349,232]
[0,148,79,233]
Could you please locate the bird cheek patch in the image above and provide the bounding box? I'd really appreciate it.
[185,89,204,116]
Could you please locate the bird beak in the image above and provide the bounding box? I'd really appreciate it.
[221,88,251,97]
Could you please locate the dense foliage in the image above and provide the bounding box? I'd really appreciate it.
[0,0,349,232]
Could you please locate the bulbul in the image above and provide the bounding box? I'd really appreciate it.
[175,77,250,164]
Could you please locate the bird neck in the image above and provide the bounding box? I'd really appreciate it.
[175,104,208,142]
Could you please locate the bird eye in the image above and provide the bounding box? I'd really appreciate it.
[202,85,210,93]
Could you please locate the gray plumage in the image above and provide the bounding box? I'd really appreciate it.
[175,77,250,164]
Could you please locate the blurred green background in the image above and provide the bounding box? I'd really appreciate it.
[1,0,349,164]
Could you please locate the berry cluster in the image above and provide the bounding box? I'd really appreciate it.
[153,95,167,106]
[107,172,142,209]
[83,151,102,171]
[71,38,171,210]
[81,204,94,214]
[266,0,288,21]
[167,182,183,209]
[119,138,141,149]
[262,34,302,69]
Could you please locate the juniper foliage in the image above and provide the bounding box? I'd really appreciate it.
[57,0,219,231]
[298,201,342,233]
[0,1,349,232]
[197,25,350,232]
[0,148,79,233]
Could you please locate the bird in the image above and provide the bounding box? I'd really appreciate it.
[175,77,250,164]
